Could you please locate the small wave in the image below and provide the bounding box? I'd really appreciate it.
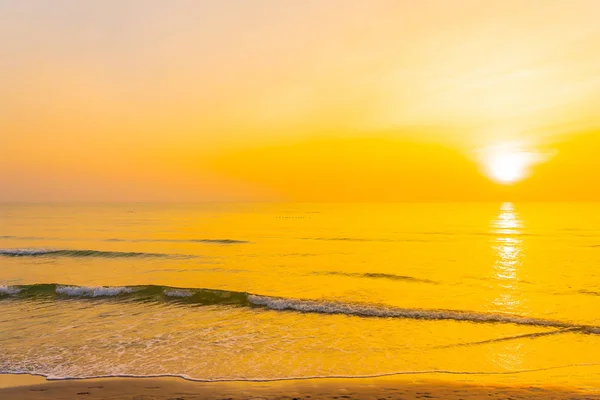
[0,235,50,240]
[436,327,588,349]
[317,271,437,284]
[302,237,394,242]
[2,236,249,244]
[578,289,600,296]
[2,283,600,333]
[247,295,572,328]
[0,284,249,305]
[0,248,63,256]
[301,237,432,243]
[0,248,190,259]
[190,239,249,244]
[105,238,249,244]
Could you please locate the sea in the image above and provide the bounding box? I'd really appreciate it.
[1,202,600,386]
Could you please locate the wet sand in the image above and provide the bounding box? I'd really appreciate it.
[1,375,599,400]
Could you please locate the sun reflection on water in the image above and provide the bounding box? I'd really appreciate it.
[488,202,526,370]
[491,202,523,299]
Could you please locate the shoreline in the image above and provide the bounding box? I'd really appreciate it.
[1,374,599,400]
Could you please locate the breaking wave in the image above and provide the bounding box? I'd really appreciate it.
[1,283,599,332]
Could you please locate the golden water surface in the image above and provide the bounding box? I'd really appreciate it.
[0,203,599,386]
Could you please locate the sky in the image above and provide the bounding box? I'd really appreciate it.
[2,0,600,201]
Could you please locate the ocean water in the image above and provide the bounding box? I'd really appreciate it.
[1,202,600,385]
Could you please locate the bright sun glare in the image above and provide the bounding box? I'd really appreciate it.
[484,147,539,185]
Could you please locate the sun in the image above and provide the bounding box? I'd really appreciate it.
[487,151,528,184]
[482,146,541,185]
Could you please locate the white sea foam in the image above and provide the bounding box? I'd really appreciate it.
[4,363,600,383]
[163,288,193,298]
[56,285,135,297]
[0,248,57,256]
[0,285,21,295]
[248,295,565,327]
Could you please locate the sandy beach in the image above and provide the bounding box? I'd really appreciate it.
[1,375,599,400]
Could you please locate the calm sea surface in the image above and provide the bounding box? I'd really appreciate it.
[1,203,600,385]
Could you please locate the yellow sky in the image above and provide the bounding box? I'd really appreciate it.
[2,0,600,201]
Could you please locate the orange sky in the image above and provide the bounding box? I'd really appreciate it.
[2,0,600,201]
